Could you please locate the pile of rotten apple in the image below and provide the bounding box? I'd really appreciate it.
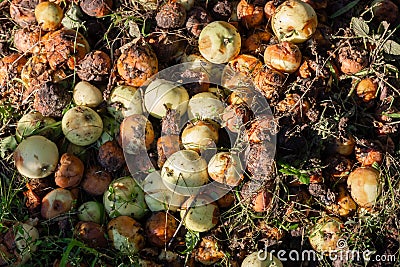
[0,0,400,266]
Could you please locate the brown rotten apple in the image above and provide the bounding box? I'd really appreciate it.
[10,0,41,27]
[107,215,145,254]
[156,2,186,29]
[81,165,113,196]
[13,28,41,54]
[347,167,381,208]
[55,153,85,188]
[117,42,158,87]
[76,50,111,82]
[145,212,178,247]
[41,188,75,219]
[43,29,90,70]
[237,0,264,29]
[80,0,112,17]
[264,42,302,74]
[198,21,241,64]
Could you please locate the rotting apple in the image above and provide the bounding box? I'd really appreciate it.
[62,106,103,146]
[13,223,40,265]
[237,0,264,29]
[198,21,241,64]
[54,153,85,188]
[41,188,75,219]
[103,176,148,219]
[143,171,186,212]
[81,165,113,196]
[14,135,59,179]
[34,2,63,31]
[145,211,178,247]
[194,236,225,265]
[107,216,145,254]
[144,78,189,119]
[271,0,318,43]
[161,150,209,196]
[116,42,158,87]
[77,201,105,224]
[107,85,143,121]
[308,216,343,253]
[74,221,108,249]
[187,92,225,123]
[120,114,155,153]
[180,196,219,232]
[181,120,219,152]
[264,42,302,74]
[208,152,244,187]
[15,111,56,142]
[347,167,381,208]
[73,81,103,108]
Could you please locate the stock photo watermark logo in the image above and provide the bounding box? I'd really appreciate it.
[120,62,277,208]
[257,239,397,264]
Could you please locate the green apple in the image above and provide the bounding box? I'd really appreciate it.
[103,176,148,219]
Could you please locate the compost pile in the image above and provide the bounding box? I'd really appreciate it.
[0,0,400,266]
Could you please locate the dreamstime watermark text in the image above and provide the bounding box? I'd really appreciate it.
[258,239,396,263]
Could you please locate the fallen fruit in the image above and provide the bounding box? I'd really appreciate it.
[103,176,148,219]
[347,167,381,208]
[271,0,318,43]
[198,21,241,64]
[180,196,219,232]
[62,106,104,146]
[107,216,145,254]
[14,135,59,178]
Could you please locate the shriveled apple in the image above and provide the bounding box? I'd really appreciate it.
[54,153,84,188]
